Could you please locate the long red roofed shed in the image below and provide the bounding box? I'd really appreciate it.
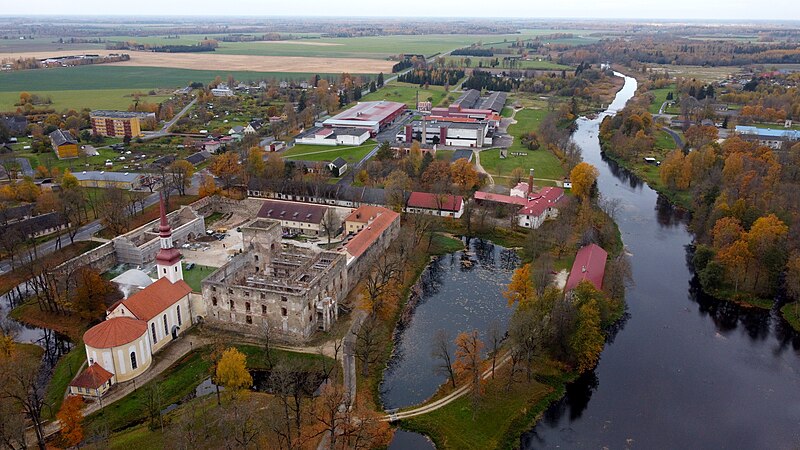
[565,244,608,292]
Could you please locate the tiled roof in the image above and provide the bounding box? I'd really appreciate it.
[474,191,527,206]
[407,192,463,212]
[517,187,564,217]
[565,244,608,292]
[118,277,192,322]
[70,363,114,389]
[257,199,328,224]
[344,208,399,258]
[83,317,147,348]
[49,129,76,147]
[345,205,388,224]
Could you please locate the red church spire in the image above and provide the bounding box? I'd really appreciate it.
[159,193,172,238]
[155,193,181,268]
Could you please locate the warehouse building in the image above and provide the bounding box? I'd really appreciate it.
[399,119,490,147]
[72,171,144,190]
[323,101,406,134]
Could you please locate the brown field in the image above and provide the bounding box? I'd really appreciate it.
[0,50,392,74]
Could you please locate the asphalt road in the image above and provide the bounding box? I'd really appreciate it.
[141,97,197,141]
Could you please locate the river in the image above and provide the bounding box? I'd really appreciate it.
[523,73,800,448]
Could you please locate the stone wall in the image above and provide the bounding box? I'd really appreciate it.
[54,241,118,277]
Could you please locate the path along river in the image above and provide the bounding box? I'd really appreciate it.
[524,73,800,448]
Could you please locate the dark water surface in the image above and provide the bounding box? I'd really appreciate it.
[523,73,800,449]
[381,238,517,410]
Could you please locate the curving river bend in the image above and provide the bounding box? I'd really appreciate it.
[524,73,800,448]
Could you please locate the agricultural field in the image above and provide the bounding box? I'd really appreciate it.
[0,66,336,93]
[0,89,170,112]
[360,81,452,108]
[282,141,377,164]
[645,64,741,83]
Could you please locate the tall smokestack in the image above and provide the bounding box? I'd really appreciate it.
[528,168,534,197]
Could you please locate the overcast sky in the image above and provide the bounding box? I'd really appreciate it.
[2,0,799,21]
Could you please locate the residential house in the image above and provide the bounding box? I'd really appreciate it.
[244,120,264,135]
[256,199,329,236]
[49,129,79,159]
[404,192,464,218]
[328,157,348,177]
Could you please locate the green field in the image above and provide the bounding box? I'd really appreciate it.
[283,141,376,164]
[648,85,676,114]
[479,107,564,180]
[361,81,451,108]
[182,263,217,293]
[655,129,679,151]
[0,66,337,93]
[0,89,170,112]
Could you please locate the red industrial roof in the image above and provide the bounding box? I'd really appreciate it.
[84,317,147,349]
[70,363,114,389]
[344,208,399,258]
[565,244,608,292]
[474,191,528,206]
[118,277,192,322]
[517,187,564,217]
[407,192,463,212]
[332,101,406,122]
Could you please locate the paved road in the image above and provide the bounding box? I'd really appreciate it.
[661,126,684,149]
[141,97,197,141]
[0,190,164,274]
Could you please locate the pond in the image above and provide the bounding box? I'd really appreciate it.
[383,238,518,449]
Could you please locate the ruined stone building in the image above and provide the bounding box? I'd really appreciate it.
[201,218,347,341]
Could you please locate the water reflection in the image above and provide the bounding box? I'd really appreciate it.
[381,238,517,409]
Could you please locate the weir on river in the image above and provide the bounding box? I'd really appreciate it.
[525,73,800,448]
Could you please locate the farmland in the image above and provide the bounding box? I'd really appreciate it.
[0,89,170,112]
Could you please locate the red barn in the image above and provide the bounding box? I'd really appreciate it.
[565,244,608,292]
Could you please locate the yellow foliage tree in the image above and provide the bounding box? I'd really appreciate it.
[198,173,219,198]
[569,162,599,200]
[504,263,535,306]
[215,347,253,393]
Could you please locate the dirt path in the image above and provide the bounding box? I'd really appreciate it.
[473,149,495,187]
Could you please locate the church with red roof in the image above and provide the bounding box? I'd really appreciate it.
[71,195,196,397]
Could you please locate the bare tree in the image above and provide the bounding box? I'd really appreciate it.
[487,320,503,379]
[432,329,456,389]
[354,318,383,377]
[321,208,342,245]
[0,396,27,450]
[0,355,49,450]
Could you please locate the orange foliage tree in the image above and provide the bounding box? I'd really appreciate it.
[57,395,85,447]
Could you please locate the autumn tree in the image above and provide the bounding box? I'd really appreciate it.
[245,146,266,180]
[71,267,122,321]
[209,151,241,189]
[454,330,484,413]
[745,214,788,293]
[215,347,253,394]
[504,263,535,306]
[198,173,219,197]
[0,352,48,450]
[570,162,599,201]
[569,282,605,372]
[98,187,131,235]
[684,125,719,149]
[450,157,480,193]
[432,329,457,389]
[57,395,85,447]
[168,160,194,196]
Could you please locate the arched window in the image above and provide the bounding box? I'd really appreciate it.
[212,296,218,306]
[130,352,138,370]
[163,314,168,336]
[245,302,251,312]
[177,305,182,326]
[151,323,157,344]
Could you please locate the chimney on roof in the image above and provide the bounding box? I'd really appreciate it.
[528,168,534,197]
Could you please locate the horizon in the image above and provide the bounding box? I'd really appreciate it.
[1,0,799,22]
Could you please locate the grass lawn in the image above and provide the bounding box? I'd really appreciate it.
[479,107,565,180]
[0,89,170,113]
[434,149,455,161]
[400,362,557,450]
[44,343,87,419]
[647,84,676,114]
[182,263,217,293]
[13,145,134,174]
[283,141,376,164]
[655,129,679,151]
[84,344,332,433]
[781,303,800,332]
[501,107,514,118]
[361,81,450,109]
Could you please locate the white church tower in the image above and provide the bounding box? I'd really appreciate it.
[155,194,183,283]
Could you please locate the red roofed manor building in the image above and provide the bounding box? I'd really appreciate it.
[78,195,195,392]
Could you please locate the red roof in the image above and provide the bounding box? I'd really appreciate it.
[407,192,463,212]
[118,277,192,321]
[517,187,564,217]
[344,208,399,258]
[344,205,388,224]
[84,317,147,348]
[70,363,114,389]
[474,191,528,206]
[565,244,608,291]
